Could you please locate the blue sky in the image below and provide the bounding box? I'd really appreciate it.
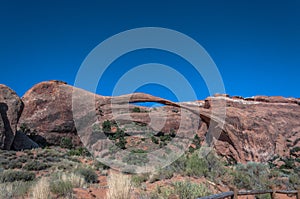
[0,0,299,102]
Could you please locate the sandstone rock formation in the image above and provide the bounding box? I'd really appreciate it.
[17,81,300,164]
[19,81,81,147]
[0,84,24,150]
[202,96,300,163]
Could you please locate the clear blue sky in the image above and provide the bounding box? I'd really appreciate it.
[0,0,299,102]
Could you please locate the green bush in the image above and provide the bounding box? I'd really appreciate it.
[205,152,228,180]
[290,146,300,156]
[102,120,112,133]
[158,167,174,180]
[115,129,127,149]
[289,173,300,189]
[0,159,9,167]
[23,160,49,171]
[233,162,271,190]
[132,107,141,113]
[50,179,73,196]
[122,149,149,166]
[189,134,202,153]
[151,136,159,144]
[169,154,188,175]
[17,156,28,163]
[150,181,211,199]
[45,156,61,162]
[93,161,110,170]
[131,173,149,187]
[5,160,23,169]
[0,170,35,183]
[75,168,98,183]
[108,128,127,149]
[173,181,212,199]
[60,137,73,149]
[0,181,33,198]
[279,158,295,170]
[160,134,172,142]
[106,125,127,150]
[185,152,208,177]
[67,147,91,156]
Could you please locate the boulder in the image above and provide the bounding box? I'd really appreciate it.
[0,84,24,150]
[18,81,81,147]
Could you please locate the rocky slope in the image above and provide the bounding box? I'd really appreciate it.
[0,81,299,164]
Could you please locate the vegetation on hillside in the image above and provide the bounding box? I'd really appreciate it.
[1,124,299,198]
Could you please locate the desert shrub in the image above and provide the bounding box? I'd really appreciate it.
[279,158,295,170]
[93,160,110,170]
[110,128,127,149]
[131,173,149,187]
[67,156,81,163]
[160,134,172,142]
[122,149,149,166]
[60,137,73,149]
[23,160,49,171]
[56,162,74,171]
[168,154,188,174]
[75,168,98,183]
[150,181,211,199]
[67,147,91,156]
[290,146,300,156]
[233,162,271,190]
[32,177,51,199]
[205,152,228,180]
[2,150,16,157]
[289,173,300,189]
[173,181,212,199]
[7,156,17,161]
[107,172,132,199]
[17,156,28,163]
[189,134,202,153]
[132,107,141,113]
[160,150,227,181]
[36,151,48,158]
[185,152,208,177]
[92,123,101,132]
[50,178,73,197]
[151,136,159,144]
[0,159,9,167]
[61,172,85,188]
[27,154,35,159]
[102,120,112,133]
[157,167,174,180]
[5,160,23,169]
[49,172,85,197]
[24,149,33,155]
[45,156,60,162]
[0,170,35,182]
[0,181,33,199]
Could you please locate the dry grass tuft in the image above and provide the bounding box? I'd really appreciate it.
[31,177,51,199]
[61,172,85,188]
[107,172,132,199]
[0,181,32,198]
